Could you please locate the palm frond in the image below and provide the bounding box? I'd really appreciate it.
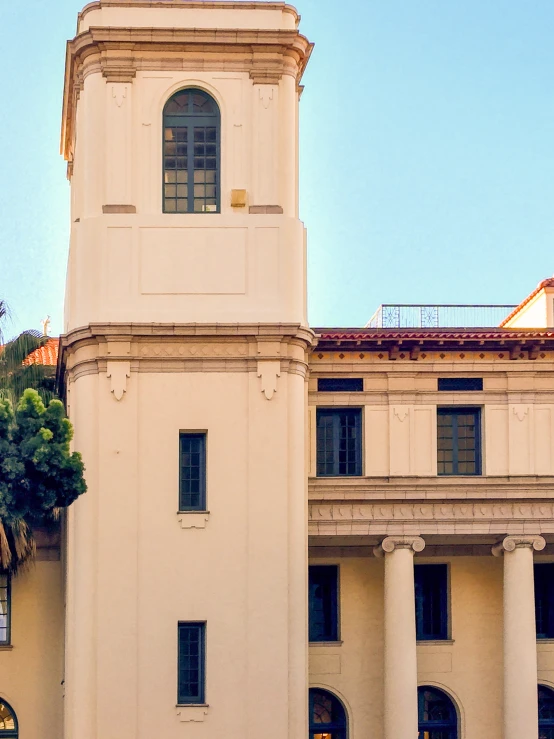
[0,518,36,575]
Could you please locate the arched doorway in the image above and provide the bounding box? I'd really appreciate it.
[309,688,347,739]
[418,686,458,739]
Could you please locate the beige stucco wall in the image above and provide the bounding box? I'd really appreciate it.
[0,559,64,737]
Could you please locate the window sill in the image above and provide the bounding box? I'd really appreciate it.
[310,641,343,647]
[176,705,209,723]
[177,512,210,529]
[417,639,454,646]
[537,639,554,644]
[0,645,13,651]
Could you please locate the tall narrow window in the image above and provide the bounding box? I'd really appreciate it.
[0,698,18,737]
[163,89,220,213]
[309,689,347,739]
[535,564,554,639]
[0,576,11,646]
[316,408,362,477]
[418,686,458,739]
[539,685,554,738]
[309,565,339,642]
[415,564,449,641]
[437,407,481,475]
[178,622,206,705]
[179,433,207,512]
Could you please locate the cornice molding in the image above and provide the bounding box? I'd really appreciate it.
[309,501,554,537]
[61,25,313,159]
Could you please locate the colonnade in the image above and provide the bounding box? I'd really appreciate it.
[373,534,546,739]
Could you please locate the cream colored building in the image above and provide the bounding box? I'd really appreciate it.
[1,2,554,739]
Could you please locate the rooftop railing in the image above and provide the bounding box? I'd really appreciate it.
[366,304,517,329]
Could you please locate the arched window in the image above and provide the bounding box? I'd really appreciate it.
[163,88,220,214]
[0,699,18,737]
[309,688,347,739]
[539,685,554,738]
[418,686,458,739]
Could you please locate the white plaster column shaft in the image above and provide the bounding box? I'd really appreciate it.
[492,535,546,739]
[374,535,425,739]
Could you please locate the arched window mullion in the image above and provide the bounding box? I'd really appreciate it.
[163,88,220,214]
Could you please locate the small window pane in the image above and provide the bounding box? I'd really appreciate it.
[0,576,10,646]
[179,434,206,511]
[178,623,206,705]
[415,565,448,641]
[437,408,481,476]
[309,566,339,642]
[316,409,362,477]
[318,378,364,392]
[438,378,483,392]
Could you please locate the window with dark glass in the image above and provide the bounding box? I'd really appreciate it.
[418,686,458,739]
[438,378,483,392]
[309,566,339,642]
[316,408,362,477]
[178,622,206,705]
[0,698,18,737]
[179,433,206,511]
[318,378,363,392]
[0,576,10,646]
[163,89,220,214]
[309,689,347,739]
[535,564,554,639]
[415,564,448,641]
[539,685,554,739]
[437,408,481,475]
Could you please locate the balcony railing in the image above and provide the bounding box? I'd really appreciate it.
[366,304,517,329]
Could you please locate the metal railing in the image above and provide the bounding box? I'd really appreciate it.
[366,304,517,329]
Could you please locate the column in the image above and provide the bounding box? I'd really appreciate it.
[374,535,425,739]
[492,535,545,739]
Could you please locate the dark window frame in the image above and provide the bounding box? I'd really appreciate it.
[535,564,554,639]
[309,565,339,642]
[0,697,18,737]
[163,88,221,214]
[316,407,363,477]
[0,575,11,646]
[438,378,483,392]
[415,564,449,641]
[177,622,206,705]
[437,407,482,476]
[418,686,458,738]
[539,685,554,736]
[309,688,347,739]
[179,433,207,512]
[317,378,364,393]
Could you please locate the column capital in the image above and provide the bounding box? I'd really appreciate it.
[374,535,425,558]
[492,535,546,557]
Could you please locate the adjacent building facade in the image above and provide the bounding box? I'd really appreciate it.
[1,2,554,738]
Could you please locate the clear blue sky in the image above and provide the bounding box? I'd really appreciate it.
[1,0,553,336]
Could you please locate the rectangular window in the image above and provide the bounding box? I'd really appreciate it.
[316,408,362,477]
[179,433,206,511]
[438,377,483,392]
[0,575,10,645]
[415,564,448,641]
[535,564,554,639]
[318,378,364,392]
[178,622,206,704]
[309,566,339,642]
[437,408,481,475]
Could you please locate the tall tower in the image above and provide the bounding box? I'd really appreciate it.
[60,2,313,738]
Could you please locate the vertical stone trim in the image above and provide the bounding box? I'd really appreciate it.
[492,535,546,739]
[374,536,425,739]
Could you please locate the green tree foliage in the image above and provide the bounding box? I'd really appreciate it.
[0,330,55,408]
[0,390,86,573]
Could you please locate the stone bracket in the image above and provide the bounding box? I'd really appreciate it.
[177,512,210,530]
[257,360,281,400]
[106,360,131,401]
[176,705,209,723]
